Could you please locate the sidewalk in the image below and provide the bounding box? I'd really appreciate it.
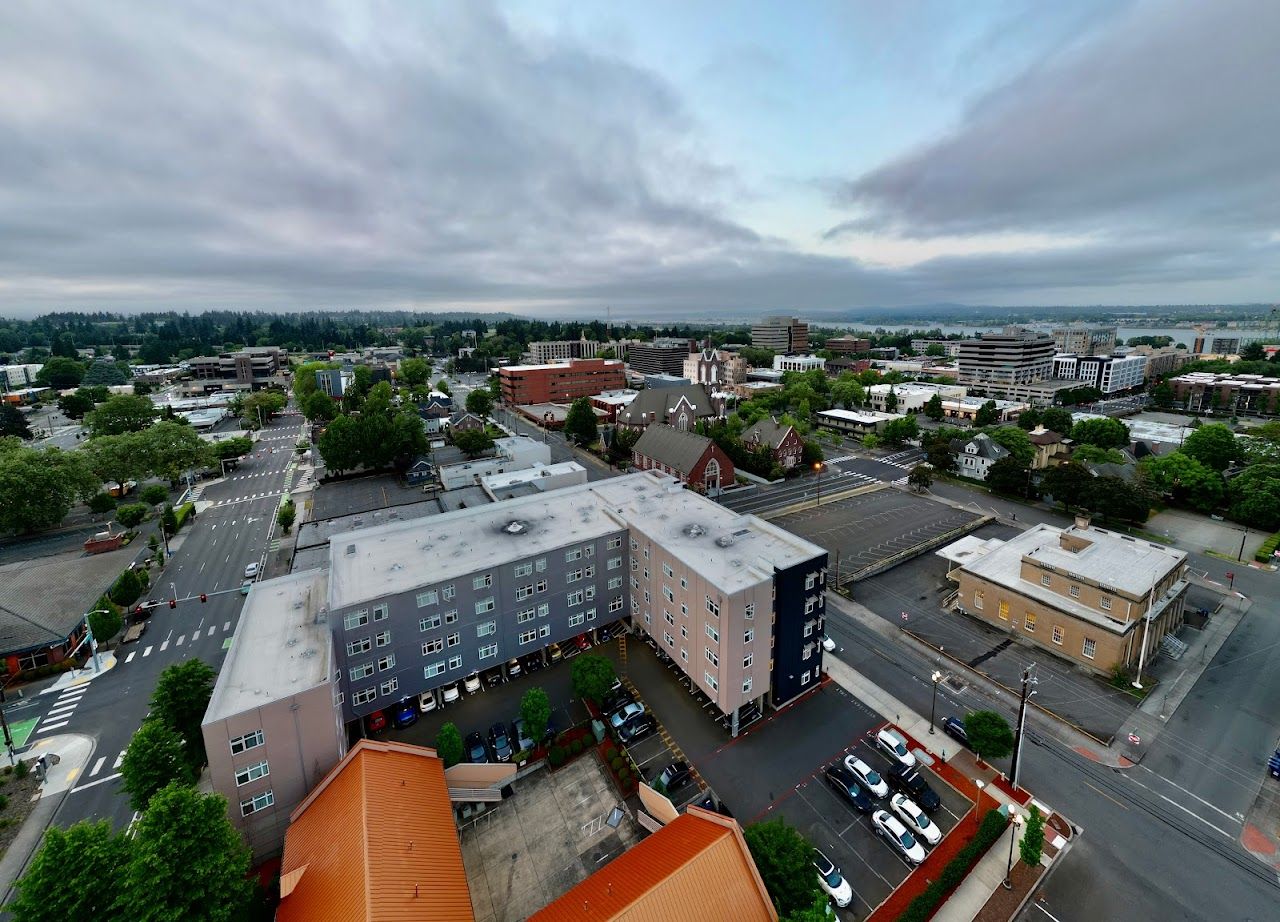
[41,651,118,695]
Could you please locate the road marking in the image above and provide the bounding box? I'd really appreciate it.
[89,756,106,777]
[176,635,185,646]
[113,750,126,768]
[36,720,69,733]
[143,645,153,656]
[1032,902,1065,922]
[125,651,136,664]
[192,629,201,640]
[1136,766,1241,825]
[1123,774,1235,838]
[71,772,121,792]
[160,640,169,651]
[46,702,79,718]
[224,621,231,631]
[56,686,85,701]
[1083,780,1128,810]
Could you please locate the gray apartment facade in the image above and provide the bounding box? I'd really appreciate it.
[958,329,1056,390]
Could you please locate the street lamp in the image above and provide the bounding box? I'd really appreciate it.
[82,608,110,673]
[929,670,944,734]
[814,462,824,505]
[1003,811,1025,890]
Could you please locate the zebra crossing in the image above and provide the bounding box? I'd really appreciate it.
[120,621,234,663]
[36,685,88,734]
[228,470,287,482]
[213,489,287,508]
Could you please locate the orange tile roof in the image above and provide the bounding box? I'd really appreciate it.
[530,807,777,922]
[277,739,474,922]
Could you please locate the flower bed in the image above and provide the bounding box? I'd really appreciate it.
[596,739,639,798]
[546,725,595,771]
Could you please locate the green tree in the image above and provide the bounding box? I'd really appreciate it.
[520,688,552,745]
[743,818,821,917]
[985,457,1032,498]
[121,719,197,812]
[1150,381,1175,408]
[923,392,944,421]
[212,436,254,462]
[884,387,899,412]
[801,439,824,466]
[1069,417,1130,449]
[87,492,118,514]
[8,820,132,922]
[782,892,837,922]
[277,498,297,533]
[1226,463,1280,530]
[607,425,641,466]
[563,396,599,446]
[318,414,365,474]
[964,710,1015,761]
[121,784,254,922]
[137,421,211,482]
[570,654,617,704]
[85,432,144,490]
[57,389,98,419]
[436,722,464,767]
[1041,462,1093,510]
[881,415,919,446]
[1070,444,1128,464]
[1240,342,1266,362]
[302,388,337,422]
[907,464,933,492]
[398,356,431,388]
[109,568,145,607]
[452,427,495,459]
[1086,475,1152,523]
[387,409,429,469]
[740,346,775,368]
[1015,408,1042,431]
[160,503,178,536]
[115,503,149,528]
[150,659,216,769]
[1020,805,1046,868]
[239,390,287,428]
[986,426,1035,466]
[1180,423,1241,472]
[0,404,32,440]
[1140,452,1224,512]
[140,483,169,506]
[435,378,451,395]
[86,393,158,437]
[34,356,85,389]
[89,606,123,645]
[81,360,128,388]
[0,444,98,532]
[465,388,494,418]
[973,400,999,427]
[1040,407,1075,436]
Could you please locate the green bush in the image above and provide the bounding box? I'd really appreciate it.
[603,744,617,762]
[87,492,118,514]
[0,793,8,809]
[610,756,624,772]
[14,760,28,779]
[897,810,1008,922]
[114,503,149,528]
[570,739,583,756]
[1255,531,1280,563]
[548,745,566,767]
[617,767,631,783]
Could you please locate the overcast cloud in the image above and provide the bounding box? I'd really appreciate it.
[0,1,1275,318]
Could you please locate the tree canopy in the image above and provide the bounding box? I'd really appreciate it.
[465,388,494,417]
[1068,417,1130,449]
[964,711,1014,761]
[743,818,821,917]
[86,393,159,437]
[984,425,1034,466]
[985,456,1032,498]
[1140,451,1223,513]
[520,688,551,746]
[452,427,494,459]
[570,654,616,704]
[121,718,197,811]
[0,442,98,533]
[1180,423,1241,472]
[150,659,216,769]
[881,415,919,446]
[9,820,133,922]
[563,396,599,446]
[436,722,464,767]
[1042,461,1093,511]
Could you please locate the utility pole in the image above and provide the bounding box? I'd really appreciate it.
[1009,664,1037,788]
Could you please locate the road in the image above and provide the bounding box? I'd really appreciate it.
[14,411,306,833]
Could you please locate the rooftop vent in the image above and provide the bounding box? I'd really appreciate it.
[715,535,736,547]
[345,544,356,556]
[683,524,706,538]
[501,520,528,535]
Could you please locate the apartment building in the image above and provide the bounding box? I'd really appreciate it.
[772,354,826,372]
[528,335,602,364]
[498,358,626,405]
[627,338,694,376]
[751,316,809,354]
[825,335,872,355]
[958,329,1055,391]
[187,347,286,388]
[1051,326,1117,356]
[1051,353,1147,394]
[1170,371,1280,416]
[942,516,1187,676]
[909,339,964,358]
[1124,345,1193,379]
[0,364,43,391]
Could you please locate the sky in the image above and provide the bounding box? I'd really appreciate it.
[1,0,1277,320]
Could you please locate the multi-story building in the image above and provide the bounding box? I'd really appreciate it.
[1051,326,1117,356]
[950,433,1009,481]
[1192,334,1258,356]
[498,358,626,405]
[943,515,1188,676]
[186,347,286,389]
[1170,371,1280,416]
[772,354,826,373]
[865,382,967,413]
[1051,353,1147,394]
[958,329,1055,391]
[315,367,350,398]
[751,317,809,355]
[683,346,747,390]
[527,334,602,364]
[939,396,1028,423]
[631,425,735,493]
[741,417,804,471]
[201,568,343,860]
[627,338,694,376]
[824,336,872,355]
[0,364,43,391]
[1123,345,1193,379]
[909,339,964,358]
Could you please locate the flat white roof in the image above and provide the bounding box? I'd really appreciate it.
[204,569,332,723]
[502,359,622,372]
[328,472,823,609]
[481,461,585,489]
[817,408,904,423]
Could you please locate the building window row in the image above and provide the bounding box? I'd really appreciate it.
[235,761,270,786]
[240,790,274,817]
[229,729,264,755]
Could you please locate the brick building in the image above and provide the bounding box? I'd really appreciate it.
[498,358,626,405]
[632,425,734,494]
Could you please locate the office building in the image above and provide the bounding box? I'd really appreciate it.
[1123,345,1193,379]
[909,339,964,358]
[1192,334,1258,356]
[187,347,286,389]
[527,334,602,364]
[626,338,694,376]
[958,329,1055,391]
[0,364,43,391]
[1051,353,1147,394]
[1170,372,1280,416]
[751,317,809,354]
[498,358,626,405]
[825,336,872,355]
[1051,327,1117,356]
[772,354,826,373]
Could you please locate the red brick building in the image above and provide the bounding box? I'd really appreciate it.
[741,417,805,470]
[632,424,735,494]
[499,359,626,405]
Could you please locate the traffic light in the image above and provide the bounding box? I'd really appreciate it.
[169,599,177,609]
[200,593,207,603]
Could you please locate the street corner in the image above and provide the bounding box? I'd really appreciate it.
[24,732,95,797]
[42,652,119,694]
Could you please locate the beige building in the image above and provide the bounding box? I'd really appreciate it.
[939,517,1188,676]
[202,568,345,860]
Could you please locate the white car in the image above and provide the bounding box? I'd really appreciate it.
[441,683,461,705]
[243,562,260,579]
[813,850,852,908]
[821,634,836,653]
[843,755,889,798]
[890,793,940,846]
[418,691,438,714]
[872,809,927,865]
[464,673,482,694]
[876,727,917,768]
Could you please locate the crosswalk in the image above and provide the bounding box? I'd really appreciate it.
[228,470,287,481]
[121,621,235,663]
[36,685,88,734]
[213,489,286,507]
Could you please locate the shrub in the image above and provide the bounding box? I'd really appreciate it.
[617,767,630,783]
[0,794,8,809]
[897,810,1008,922]
[603,744,617,762]
[1,765,11,775]
[610,756,624,773]
[570,739,583,756]
[1255,531,1280,563]
[14,760,28,779]
[115,503,149,528]
[88,492,118,514]
[549,745,566,767]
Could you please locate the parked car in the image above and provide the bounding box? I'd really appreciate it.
[573,633,591,652]
[240,580,253,596]
[482,667,506,689]
[609,701,645,730]
[656,760,692,790]
[441,683,461,705]
[597,624,615,643]
[941,716,970,748]
[465,731,489,764]
[520,652,544,673]
[890,793,941,846]
[418,692,437,714]
[547,642,564,663]
[823,764,874,813]
[876,727,917,768]
[392,699,418,729]
[244,562,259,579]
[843,755,889,799]
[813,849,853,908]
[464,673,482,694]
[602,688,634,716]
[872,809,927,864]
[618,714,656,743]
[365,710,387,734]
[821,634,836,653]
[488,722,513,762]
[513,718,535,753]
[886,764,941,812]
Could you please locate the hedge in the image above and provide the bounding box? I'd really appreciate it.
[1255,531,1280,563]
[896,810,1008,922]
[174,501,196,530]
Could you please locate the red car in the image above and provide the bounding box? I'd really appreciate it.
[365,710,387,734]
[574,634,591,652]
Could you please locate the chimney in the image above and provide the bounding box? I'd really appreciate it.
[1074,513,1090,531]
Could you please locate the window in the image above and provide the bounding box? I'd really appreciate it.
[565,548,583,562]
[644,590,651,605]
[448,655,463,670]
[743,653,753,669]
[352,687,377,705]
[1040,574,1051,587]
[802,645,812,661]
[805,573,817,590]
[742,676,753,694]
[235,761,270,786]
[380,678,398,696]
[349,663,374,681]
[586,608,596,621]
[422,638,443,655]
[584,545,594,558]
[377,654,395,671]
[475,598,495,615]
[344,610,369,631]
[609,596,624,612]
[1024,612,1036,633]
[705,623,719,644]
[803,621,813,638]
[706,597,720,617]
[1082,637,1097,659]
[424,662,446,678]
[375,631,391,648]
[585,565,595,578]
[240,790,274,817]
[416,590,438,608]
[373,604,388,622]
[229,730,264,755]
[681,625,688,638]
[1069,584,1080,598]
[998,601,1009,621]
[346,638,372,656]
[1100,596,1112,611]
[643,546,649,559]
[643,569,649,581]
[479,643,498,660]
[538,625,550,638]
[744,628,754,644]
[744,603,754,620]
[567,569,583,583]
[517,608,535,624]
[477,620,496,637]
[662,563,674,578]
[537,580,548,593]
[473,574,492,590]
[535,557,547,572]
[681,602,688,616]
[664,631,674,647]
[705,671,718,691]
[420,614,441,632]
[537,603,550,617]
[514,562,534,578]
[1052,626,1064,645]
[585,586,596,601]
[680,576,688,590]
[804,597,815,614]
[665,610,675,625]
[608,556,622,570]
[630,538,638,550]
[442,584,456,600]
[973,590,984,610]
[801,670,812,686]
[631,558,639,572]
[680,648,688,662]
[446,632,460,648]
[516,584,534,601]
[609,576,622,589]
[568,589,584,606]
[519,629,537,645]
[608,536,622,550]
[630,576,639,590]
[662,586,674,603]
[569,612,585,627]
[444,610,458,625]
[706,649,719,667]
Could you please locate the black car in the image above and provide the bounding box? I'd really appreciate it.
[465,731,489,764]
[482,667,506,689]
[941,716,970,748]
[521,652,544,673]
[823,764,874,813]
[488,722,513,762]
[656,760,692,790]
[618,714,656,743]
[602,688,634,716]
[886,764,940,812]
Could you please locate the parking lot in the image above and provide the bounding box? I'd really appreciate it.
[772,488,983,584]
[310,462,464,520]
